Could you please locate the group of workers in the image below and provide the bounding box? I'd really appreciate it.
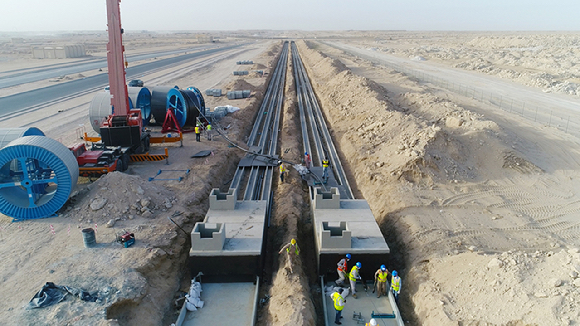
[194,121,212,142]
[278,152,330,184]
[332,253,402,325]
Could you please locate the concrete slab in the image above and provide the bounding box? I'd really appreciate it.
[190,200,267,256]
[314,199,390,254]
[182,282,256,326]
[323,281,403,326]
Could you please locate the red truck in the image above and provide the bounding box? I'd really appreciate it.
[69,143,129,178]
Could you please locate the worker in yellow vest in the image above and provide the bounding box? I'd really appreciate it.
[279,162,287,183]
[322,158,329,183]
[348,262,362,298]
[278,238,300,273]
[391,270,401,303]
[206,123,212,141]
[194,124,201,142]
[331,288,345,325]
[374,265,389,298]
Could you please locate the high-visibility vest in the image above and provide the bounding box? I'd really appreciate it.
[279,164,286,174]
[207,124,212,131]
[391,276,401,292]
[337,258,347,272]
[195,126,200,134]
[286,244,299,255]
[332,292,344,311]
[377,271,388,282]
[322,159,329,168]
[348,266,358,281]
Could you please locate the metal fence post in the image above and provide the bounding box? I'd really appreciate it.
[566,116,570,133]
[549,110,552,127]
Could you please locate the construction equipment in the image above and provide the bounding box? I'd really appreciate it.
[69,143,128,177]
[72,0,151,176]
[117,231,135,248]
[352,311,366,324]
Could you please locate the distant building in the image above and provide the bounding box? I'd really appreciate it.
[196,34,214,43]
[31,45,86,59]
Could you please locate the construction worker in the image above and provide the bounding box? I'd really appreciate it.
[336,253,351,285]
[279,162,287,183]
[366,318,378,326]
[194,124,201,142]
[391,270,401,303]
[331,288,345,325]
[206,123,212,141]
[348,262,362,298]
[278,238,299,273]
[322,158,329,183]
[374,264,389,298]
[304,152,311,170]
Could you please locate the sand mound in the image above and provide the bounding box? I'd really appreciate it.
[66,172,176,226]
[224,78,258,91]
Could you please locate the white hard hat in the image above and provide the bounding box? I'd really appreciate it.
[370,319,378,326]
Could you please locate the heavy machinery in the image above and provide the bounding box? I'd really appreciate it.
[69,143,128,178]
[71,0,150,175]
[99,0,150,152]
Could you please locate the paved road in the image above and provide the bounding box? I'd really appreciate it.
[0,45,217,88]
[327,42,580,137]
[0,44,243,117]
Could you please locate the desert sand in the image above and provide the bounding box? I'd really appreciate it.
[1,31,580,326]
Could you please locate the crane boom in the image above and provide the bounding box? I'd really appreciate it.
[105,0,130,116]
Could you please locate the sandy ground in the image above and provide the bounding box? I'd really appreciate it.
[0,39,278,326]
[3,31,580,326]
[296,34,580,326]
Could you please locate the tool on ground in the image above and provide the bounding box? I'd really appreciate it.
[148,169,190,181]
[352,311,366,324]
[167,212,188,236]
[372,278,377,293]
[116,231,135,248]
[371,311,396,319]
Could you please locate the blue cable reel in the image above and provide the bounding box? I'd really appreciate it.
[166,88,188,127]
[0,136,78,221]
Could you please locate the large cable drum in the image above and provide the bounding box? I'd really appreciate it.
[88,92,134,133]
[186,87,205,112]
[0,127,44,149]
[127,86,152,127]
[166,88,189,127]
[151,86,175,125]
[0,136,78,221]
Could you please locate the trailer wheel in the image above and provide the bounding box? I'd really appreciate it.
[143,136,150,153]
[121,154,130,171]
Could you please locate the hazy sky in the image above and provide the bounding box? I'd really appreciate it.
[2,0,580,32]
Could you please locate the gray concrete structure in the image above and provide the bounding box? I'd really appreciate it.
[312,187,389,255]
[209,188,237,210]
[179,282,257,326]
[320,221,351,249]
[189,200,267,257]
[191,222,225,251]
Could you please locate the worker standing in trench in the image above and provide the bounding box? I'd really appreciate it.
[322,157,330,183]
[195,123,201,142]
[348,262,362,298]
[278,238,300,273]
[279,162,287,183]
[374,265,389,298]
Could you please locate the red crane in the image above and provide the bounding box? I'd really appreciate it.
[100,0,144,149]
